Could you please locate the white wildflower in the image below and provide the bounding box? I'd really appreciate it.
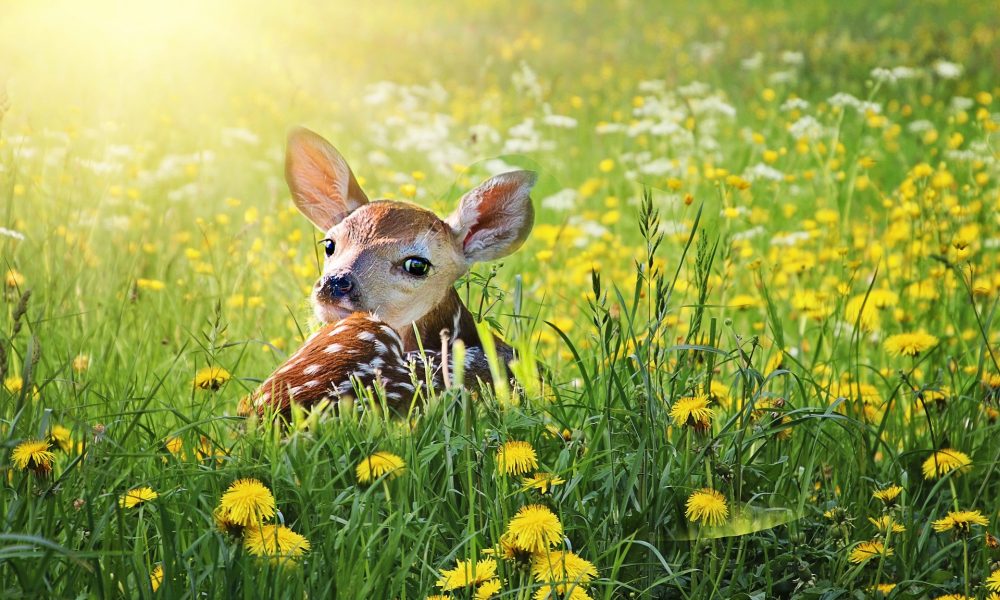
[768,70,798,85]
[788,116,824,139]
[780,98,810,112]
[221,128,259,146]
[0,227,26,241]
[780,51,804,65]
[770,231,812,246]
[541,188,578,211]
[743,163,785,182]
[932,60,963,79]
[542,113,578,129]
[741,52,764,71]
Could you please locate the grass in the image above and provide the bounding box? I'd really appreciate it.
[2,0,1000,598]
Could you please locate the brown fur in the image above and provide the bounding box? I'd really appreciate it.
[238,313,424,416]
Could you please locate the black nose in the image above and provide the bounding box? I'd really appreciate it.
[324,275,355,298]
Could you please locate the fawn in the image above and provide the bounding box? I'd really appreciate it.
[238,127,536,417]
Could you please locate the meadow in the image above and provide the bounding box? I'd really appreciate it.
[2,0,1000,598]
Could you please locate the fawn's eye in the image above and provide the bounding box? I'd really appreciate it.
[402,256,432,277]
[320,239,336,257]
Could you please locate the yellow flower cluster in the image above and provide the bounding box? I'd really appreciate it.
[214,478,309,564]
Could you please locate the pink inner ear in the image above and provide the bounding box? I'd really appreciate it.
[463,230,476,248]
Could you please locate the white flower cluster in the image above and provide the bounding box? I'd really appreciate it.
[827,92,882,115]
[870,66,919,83]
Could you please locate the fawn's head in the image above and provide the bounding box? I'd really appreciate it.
[285,127,536,332]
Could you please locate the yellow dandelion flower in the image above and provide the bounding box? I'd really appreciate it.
[497,441,538,476]
[489,531,534,563]
[426,596,451,600]
[883,331,938,357]
[670,394,713,429]
[136,278,166,291]
[164,436,184,458]
[533,583,593,600]
[4,375,24,394]
[828,381,881,405]
[5,268,25,289]
[931,510,989,534]
[505,504,563,553]
[934,595,973,600]
[706,380,730,408]
[213,505,245,536]
[868,515,905,534]
[845,295,880,332]
[48,426,72,453]
[869,582,896,594]
[475,578,502,599]
[197,436,227,464]
[119,486,158,509]
[729,294,758,310]
[986,568,1000,592]
[872,484,903,505]
[11,440,56,474]
[356,451,406,484]
[685,488,728,527]
[436,558,498,591]
[150,564,164,592]
[531,550,598,584]
[522,472,566,494]
[244,524,310,562]
[848,540,892,564]
[922,448,972,480]
[218,478,275,526]
[193,366,230,391]
[72,354,91,373]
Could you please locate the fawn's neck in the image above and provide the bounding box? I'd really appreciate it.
[400,288,483,354]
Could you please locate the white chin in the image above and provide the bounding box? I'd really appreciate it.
[314,302,355,324]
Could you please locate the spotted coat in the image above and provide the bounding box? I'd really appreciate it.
[238,309,510,417]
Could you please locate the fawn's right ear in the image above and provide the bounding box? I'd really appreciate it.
[285,127,369,230]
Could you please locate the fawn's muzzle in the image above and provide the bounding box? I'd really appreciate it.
[321,274,356,299]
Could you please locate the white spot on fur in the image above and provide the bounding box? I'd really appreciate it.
[357,331,376,342]
[379,324,402,343]
[303,364,321,376]
[303,380,319,388]
[324,344,343,354]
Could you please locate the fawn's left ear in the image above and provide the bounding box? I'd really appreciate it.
[446,170,537,264]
